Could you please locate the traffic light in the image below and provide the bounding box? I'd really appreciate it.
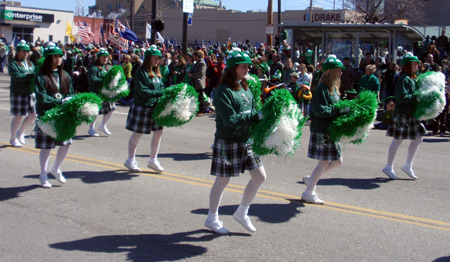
[152,20,165,32]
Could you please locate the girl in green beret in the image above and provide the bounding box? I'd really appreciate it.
[382,54,426,180]
[87,48,114,136]
[301,55,345,205]
[205,51,265,234]
[34,44,74,188]
[9,40,36,147]
[124,46,165,173]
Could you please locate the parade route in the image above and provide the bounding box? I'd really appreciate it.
[1,73,450,262]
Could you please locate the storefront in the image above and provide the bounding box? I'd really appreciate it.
[0,3,73,45]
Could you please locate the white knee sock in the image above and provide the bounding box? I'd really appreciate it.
[387,138,403,167]
[150,130,163,161]
[306,160,330,192]
[101,111,113,127]
[89,116,98,130]
[11,116,22,140]
[18,114,37,136]
[241,166,266,206]
[128,132,143,159]
[405,136,423,167]
[209,176,230,215]
[39,149,52,174]
[53,145,70,171]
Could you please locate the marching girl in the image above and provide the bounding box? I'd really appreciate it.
[87,48,114,136]
[124,46,165,173]
[34,44,73,188]
[382,54,426,180]
[301,55,346,205]
[205,51,266,234]
[9,40,36,147]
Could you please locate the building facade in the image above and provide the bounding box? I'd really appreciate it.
[0,1,73,44]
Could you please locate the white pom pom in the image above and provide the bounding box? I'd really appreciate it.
[37,120,58,139]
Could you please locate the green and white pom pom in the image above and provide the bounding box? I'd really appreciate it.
[99,65,130,102]
[414,71,446,121]
[329,90,378,144]
[251,88,307,156]
[246,74,263,111]
[37,93,102,141]
[153,83,199,127]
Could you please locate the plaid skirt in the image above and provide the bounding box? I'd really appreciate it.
[99,101,116,115]
[210,138,262,177]
[35,127,72,149]
[126,104,163,134]
[308,132,342,161]
[386,114,427,140]
[10,93,36,116]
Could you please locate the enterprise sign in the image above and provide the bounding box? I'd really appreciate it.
[0,10,54,23]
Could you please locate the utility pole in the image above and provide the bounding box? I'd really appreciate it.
[151,0,157,44]
[333,0,335,10]
[310,0,313,23]
[278,0,281,33]
[267,0,273,46]
[130,0,133,30]
[182,12,188,54]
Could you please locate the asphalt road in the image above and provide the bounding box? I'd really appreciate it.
[0,73,449,262]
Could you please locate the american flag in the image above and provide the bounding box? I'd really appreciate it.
[78,21,94,42]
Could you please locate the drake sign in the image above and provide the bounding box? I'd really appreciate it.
[0,10,54,23]
[304,13,342,22]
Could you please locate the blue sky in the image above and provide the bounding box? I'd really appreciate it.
[19,0,340,13]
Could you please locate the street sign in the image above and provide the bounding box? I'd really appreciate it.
[188,13,193,26]
[266,24,274,35]
[183,0,194,13]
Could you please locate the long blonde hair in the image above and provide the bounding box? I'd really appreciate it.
[320,68,341,94]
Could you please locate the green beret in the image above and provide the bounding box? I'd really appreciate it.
[226,51,252,69]
[322,55,345,71]
[401,52,420,65]
[16,40,30,51]
[133,48,141,54]
[256,62,269,74]
[43,44,63,57]
[145,45,162,58]
[96,48,109,58]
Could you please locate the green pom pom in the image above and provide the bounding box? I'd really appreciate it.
[247,74,263,111]
[413,71,446,120]
[99,65,130,102]
[329,91,378,144]
[251,88,307,156]
[37,93,102,141]
[153,83,199,127]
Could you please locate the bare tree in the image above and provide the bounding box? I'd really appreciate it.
[345,0,426,25]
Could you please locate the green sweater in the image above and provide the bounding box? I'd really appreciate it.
[357,73,380,94]
[394,73,416,116]
[9,60,35,94]
[87,65,108,93]
[310,82,339,134]
[34,71,74,116]
[132,67,164,107]
[122,62,132,79]
[214,83,258,143]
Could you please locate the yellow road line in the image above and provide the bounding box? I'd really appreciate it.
[3,142,450,231]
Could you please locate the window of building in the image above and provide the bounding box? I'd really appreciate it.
[107,4,112,10]
[49,35,53,42]
[12,27,33,44]
[116,4,121,10]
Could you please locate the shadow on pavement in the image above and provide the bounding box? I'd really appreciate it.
[137,152,212,161]
[49,229,248,261]
[0,185,40,201]
[423,138,450,143]
[191,200,304,224]
[24,170,139,184]
[297,177,392,190]
[433,256,450,262]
